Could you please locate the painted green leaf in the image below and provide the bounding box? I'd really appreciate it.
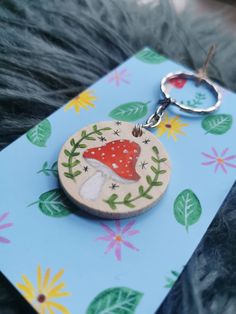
[86,136,96,140]
[143,193,152,199]
[70,138,76,146]
[37,161,58,177]
[86,287,143,314]
[78,144,87,148]
[183,92,206,108]
[174,189,202,232]
[64,172,74,179]
[41,162,49,176]
[124,201,135,209]
[124,193,132,202]
[26,119,51,147]
[105,194,118,210]
[164,270,180,289]
[202,114,233,135]
[29,189,71,217]
[139,185,144,195]
[51,162,58,177]
[152,146,159,154]
[135,48,167,64]
[109,102,149,122]
[146,175,152,185]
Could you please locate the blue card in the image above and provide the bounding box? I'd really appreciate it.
[0,48,235,314]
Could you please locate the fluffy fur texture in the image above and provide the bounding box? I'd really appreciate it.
[0,0,236,313]
[1,0,236,149]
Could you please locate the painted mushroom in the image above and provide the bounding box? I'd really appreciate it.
[168,77,187,89]
[79,139,141,201]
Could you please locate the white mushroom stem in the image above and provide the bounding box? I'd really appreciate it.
[79,171,106,201]
[79,158,136,201]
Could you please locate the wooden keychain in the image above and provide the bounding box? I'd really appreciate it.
[58,48,222,219]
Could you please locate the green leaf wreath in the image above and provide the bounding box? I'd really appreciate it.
[104,146,167,210]
[62,125,111,180]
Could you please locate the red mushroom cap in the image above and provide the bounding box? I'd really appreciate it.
[83,139,141,181]
[168,77,187,89]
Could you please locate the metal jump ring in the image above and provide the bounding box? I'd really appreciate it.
[160,72,222,114]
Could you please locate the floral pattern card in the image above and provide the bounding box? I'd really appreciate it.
[0,47,235,314]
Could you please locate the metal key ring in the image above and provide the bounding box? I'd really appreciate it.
[160,72,222,114]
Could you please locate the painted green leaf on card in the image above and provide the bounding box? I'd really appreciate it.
[174,189,202,232]
[135,49,167,64]
[26,119,52,147]
[109,102,149,122]
[37,161,58,177]
[165,270,180,289]
[86,287,143,314]
[28,189,71,217]
[182,92,206,108]
[202,114,233,135]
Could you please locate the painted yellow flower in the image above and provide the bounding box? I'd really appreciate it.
[16,265,70,314]
[64,90,97,113]
[156,113,188,141]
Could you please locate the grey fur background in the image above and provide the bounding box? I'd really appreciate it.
[1,0,236,149]
[0,0,236,313]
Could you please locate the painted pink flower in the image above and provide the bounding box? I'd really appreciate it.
[108,68,130,87]
[202,147,236,173]
[0,212,13,244]
[96,220,139,261]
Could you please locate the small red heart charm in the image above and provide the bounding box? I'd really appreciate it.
[169,78,187,89]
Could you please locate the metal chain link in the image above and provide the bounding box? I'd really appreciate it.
[142,97,171,129]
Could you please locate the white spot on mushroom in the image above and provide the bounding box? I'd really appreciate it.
[112,163,118,169]
[123,149,128,154]
[111,147,115,151]
[101,153,105,156]
[119,160,122,163]
[129,157,132,160]
[98,148,101,151]
[112,154,115,157]
[134,150,138,153]
[91,151,95,155]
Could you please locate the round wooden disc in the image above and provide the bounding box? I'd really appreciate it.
[58,121,171,219]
